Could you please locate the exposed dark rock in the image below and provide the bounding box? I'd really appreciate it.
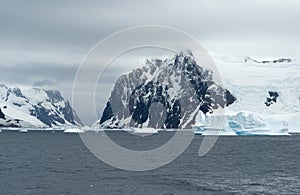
[245,56,292,64]
[100,101,114,124]
[265,91,279,106]
[100,52,236,129]
[0,85,81,127]
[0,108,6,120]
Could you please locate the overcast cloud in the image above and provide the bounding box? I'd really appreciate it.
[1,0,300,124]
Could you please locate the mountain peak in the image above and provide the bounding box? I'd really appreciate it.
[99,52,236,129]
[0,85,81,128]
[45,90,64,103]
[172,51,195,68]
[0,84,8,89]
[176,50,194,57]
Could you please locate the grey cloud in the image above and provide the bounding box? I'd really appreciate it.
[0,63,78,84]
[32,79,57,87]
[1,0,300,66]
[1,0,300,124]
[0,63,78,109]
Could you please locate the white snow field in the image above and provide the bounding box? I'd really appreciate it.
[194,56,300,135]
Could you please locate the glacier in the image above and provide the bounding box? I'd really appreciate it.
[194,111,290,136]
[96,52,300,135]
[193,56,300,135]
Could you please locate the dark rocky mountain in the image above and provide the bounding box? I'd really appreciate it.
[98,52,236,129]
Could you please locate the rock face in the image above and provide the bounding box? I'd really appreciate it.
[0,108,5,119]
[265,91,279,107]
[0,84,82,128]
[244,56,293,64]
[98,52,236,129]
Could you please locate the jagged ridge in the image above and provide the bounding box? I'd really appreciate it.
[99,52,236,129]
[0,84,82,128]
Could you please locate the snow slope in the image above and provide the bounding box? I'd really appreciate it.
[210,56,300,134]
[0,84,82,128]
[96,52,300,134]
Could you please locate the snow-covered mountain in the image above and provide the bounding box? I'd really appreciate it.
[0,84,82,128]
[97,52,300,134]
[98,52,236,129]
[211,55,300,134]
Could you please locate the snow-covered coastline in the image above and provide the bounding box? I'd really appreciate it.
[1,54,299,136]
[0,84,82,128]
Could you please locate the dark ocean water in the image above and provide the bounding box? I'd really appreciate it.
[0,131,299,195]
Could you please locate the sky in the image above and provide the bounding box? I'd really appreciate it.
[1,0,300,124]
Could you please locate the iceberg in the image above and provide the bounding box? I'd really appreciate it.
[193,126,205,135]
[193,111,291,136]
[227,112,289,135]
[64,128,85,133]
[285,113,300,133]
[19,129,28,133]
[128,127,159,134]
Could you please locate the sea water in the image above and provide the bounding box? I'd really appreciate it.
[0,131,299,194]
